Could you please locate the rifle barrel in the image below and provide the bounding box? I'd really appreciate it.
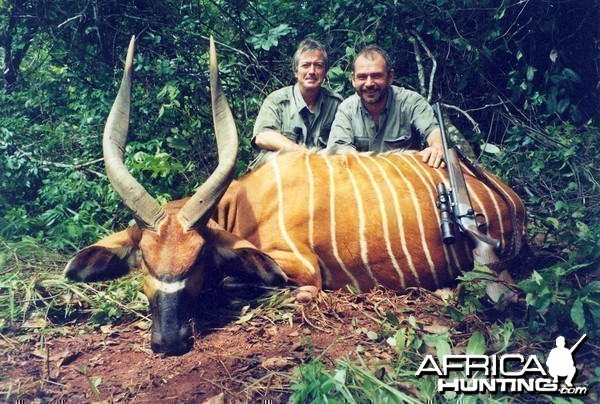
[433,103,450,154]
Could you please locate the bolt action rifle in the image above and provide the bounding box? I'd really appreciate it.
[433,103,500,265]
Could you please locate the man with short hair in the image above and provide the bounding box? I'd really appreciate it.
[249,38,343,170]
[327,45,444,168]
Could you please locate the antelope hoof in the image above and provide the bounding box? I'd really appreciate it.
[295,285,321,303]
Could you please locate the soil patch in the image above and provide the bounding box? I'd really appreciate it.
[1,287,452,402]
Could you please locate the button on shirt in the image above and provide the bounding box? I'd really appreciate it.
[327,86,439,153]
[250,84,342,169]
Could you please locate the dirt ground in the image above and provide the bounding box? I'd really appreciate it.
[0,287,460,402]
[1,285,597,403]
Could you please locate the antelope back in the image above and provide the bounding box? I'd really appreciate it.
[216,150,526,292]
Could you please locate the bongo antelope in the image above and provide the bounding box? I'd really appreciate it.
[65,37,526,355]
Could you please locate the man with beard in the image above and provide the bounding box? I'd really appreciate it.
[327,45,444,168]
[249,38,343,170]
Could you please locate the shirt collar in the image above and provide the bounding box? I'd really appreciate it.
[293,84,323,115]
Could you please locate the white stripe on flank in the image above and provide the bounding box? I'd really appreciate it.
[455,168,499,262]
[475,170,512,249]
[464,181,493,243]
[368,156,420,284]
[456,162,494,234]
[272,158,316,274]
[344,156,378,284]
[306,154,334,286]
[487,174,522,226]
[389,155,440,286]
[494,172,526,251]
[413,155,461,277]
[316,255,332,287]
[322,156,360,290]
[463,181,491,232]
[476,183,504,247]
[305,153,316,250]
[355,155,405,289]
[435,160,504,257]
[368,156,421,288]
[152,277,186,294]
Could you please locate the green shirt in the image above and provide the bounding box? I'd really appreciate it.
[327,86,439,153]
[250,84,342,169]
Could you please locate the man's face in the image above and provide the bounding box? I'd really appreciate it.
[352,53,394,106]
[295,50,326,92]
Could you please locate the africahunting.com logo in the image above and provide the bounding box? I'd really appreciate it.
[415,334,588,395]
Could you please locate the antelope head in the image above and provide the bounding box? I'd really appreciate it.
[64,36,285,355]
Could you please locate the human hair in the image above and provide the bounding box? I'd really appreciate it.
[292,38,329,72]
[353,44,393,73]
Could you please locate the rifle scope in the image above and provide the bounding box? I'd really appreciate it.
[436,183,456,244]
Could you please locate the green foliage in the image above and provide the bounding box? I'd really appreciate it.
[517,261,599,338]
[1,0,597,250]
[454,256,598,341]
[0,237,148,337]
[289,346,423,403]
[289,309,543,403]
[289,360,345,403]
[248,23,296,51]
[452,265,498,315]
[478,115,599,340]
[0,2,598,400]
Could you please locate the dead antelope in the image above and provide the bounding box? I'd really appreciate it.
[65,36,526,355]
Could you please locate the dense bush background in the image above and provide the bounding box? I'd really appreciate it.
[1,0,598,337]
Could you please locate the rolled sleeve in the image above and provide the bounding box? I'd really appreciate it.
[253,96,283,141]
[407,93,439,141]
[327,102,356,151]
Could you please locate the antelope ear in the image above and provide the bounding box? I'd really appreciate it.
[64,228,140,282]
[205,223,288,286]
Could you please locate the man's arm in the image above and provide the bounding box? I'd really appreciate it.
[326,103,357,153]
[254,130,305,152]
[403,90,445,168]
[253,91,304,152]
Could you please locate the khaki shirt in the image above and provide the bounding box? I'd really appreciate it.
[327,86,439,153]
[250,84,342,169]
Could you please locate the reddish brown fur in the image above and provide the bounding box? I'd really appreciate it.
[215,150,526,292]
[66,148,525,356]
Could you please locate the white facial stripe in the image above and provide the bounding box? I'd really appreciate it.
[152,277,187,294]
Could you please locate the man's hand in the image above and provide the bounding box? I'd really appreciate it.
[421,145,445,168]
[421,128,445,168]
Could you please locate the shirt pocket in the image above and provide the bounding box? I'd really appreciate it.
[317,125,332,147]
